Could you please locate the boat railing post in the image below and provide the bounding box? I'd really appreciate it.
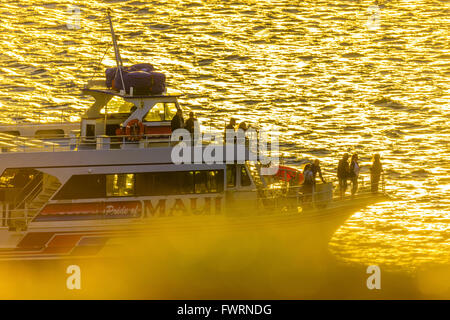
[5,203,9,228]
[312,185,315,209]
[69,133,76,150]
[21,204,27,228]
[359,175,363,194]
[139,138,145,149]
[96,135,111,150]
[0,203,3,227]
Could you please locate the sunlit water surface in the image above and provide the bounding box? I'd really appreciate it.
[0,0,448,273]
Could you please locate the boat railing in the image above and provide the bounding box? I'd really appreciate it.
[1,207,35,230]
[7,108,78,125]
[0,133,174,153]
[0,131,277,154]
[253,169,388,211]
[326,171,386,194]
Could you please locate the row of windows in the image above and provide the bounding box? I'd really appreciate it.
[226,165,251,188]
[54,170,225,200]
[99,98,178,122]
[143,103,177,122]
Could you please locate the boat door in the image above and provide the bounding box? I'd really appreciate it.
[225,164,257,215]
[81,119,97,139]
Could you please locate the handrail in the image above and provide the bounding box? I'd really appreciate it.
[0,131,266,153]
[13,172,44,209]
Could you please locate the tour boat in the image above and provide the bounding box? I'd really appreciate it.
[0,12,389,261]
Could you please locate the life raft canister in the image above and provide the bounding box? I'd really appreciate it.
[125,119,145,141]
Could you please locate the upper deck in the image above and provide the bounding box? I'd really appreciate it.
[0,82,183,154]
[0,80,276,172]
[82,87,181,99]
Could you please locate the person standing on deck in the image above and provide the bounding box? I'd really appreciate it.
[171,109,184,132]
[370,153,383,193]
[349,153,360,196]
[184,112,198,134]
[238,121,252,145]
[224,118,237,144]
[311,159,326,184]
[302,163,314,204]
[184,112,199,145]
[337,153,350,199]
[238,121,250,132]
[225,118,237,131]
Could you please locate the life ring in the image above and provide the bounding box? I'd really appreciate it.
[125,119,145,141]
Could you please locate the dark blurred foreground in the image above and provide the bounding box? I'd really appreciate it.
[0,221,448,300]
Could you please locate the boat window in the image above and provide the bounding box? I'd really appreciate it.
[135,170,223,196]
[144,103,165,122]
[0,169,17,188]
[35,129,65,138]
[176,171,195,194]
[53,170,223,199]
[100,96,136,114]
[53,175,106,199]
[226,164,236,188]
[0,168,37,188]
[143,103,177,122]
[206,170,221,193]
[106,124,120,136]
[136,171,195,196]
[164,103,177,120]
[106,174,135,197]
[194,171,208,194]
[169,171,195,194]
[86,124,95,137]
[240,165,252,187]
[0,131,20,136]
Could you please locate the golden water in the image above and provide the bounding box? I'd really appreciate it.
[0,0,448,286]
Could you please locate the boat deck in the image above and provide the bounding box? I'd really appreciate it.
[0,132,176,153]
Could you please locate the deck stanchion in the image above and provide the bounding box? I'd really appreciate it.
[5,204,9,228]
[96,135,111,150]
[69,133,77,150]
[312,186,315,209]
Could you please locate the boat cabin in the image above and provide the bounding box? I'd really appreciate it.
[81,88,182,142]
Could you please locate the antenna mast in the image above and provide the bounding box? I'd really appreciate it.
[106,9,125,92]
